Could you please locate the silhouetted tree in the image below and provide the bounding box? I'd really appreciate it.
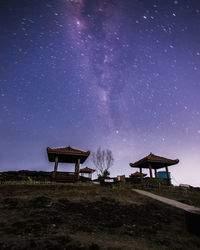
[92,147,114,176]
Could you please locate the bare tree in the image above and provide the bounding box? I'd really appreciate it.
[92,147,114,175]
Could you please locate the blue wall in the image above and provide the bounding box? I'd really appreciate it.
[157,171,171,179]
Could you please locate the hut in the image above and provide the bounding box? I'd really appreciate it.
[47,146,90,182]
[79,167,95,180]
[129,153,179,185]
[129,171,147,184]
[129,171,147,178]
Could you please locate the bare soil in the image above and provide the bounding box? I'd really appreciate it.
[0,183,200,249]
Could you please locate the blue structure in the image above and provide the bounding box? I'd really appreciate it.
[157,171,171,179]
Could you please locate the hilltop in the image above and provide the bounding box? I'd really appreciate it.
[0,183,200,249]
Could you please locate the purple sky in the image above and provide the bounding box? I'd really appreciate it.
[1,0,200,186]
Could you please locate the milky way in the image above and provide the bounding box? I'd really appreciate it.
[1,0,200,185]
[65,0,124,128]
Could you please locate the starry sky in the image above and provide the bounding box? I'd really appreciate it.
[1,0,200,186]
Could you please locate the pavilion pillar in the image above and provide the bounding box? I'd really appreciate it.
[53,156,58,180]
[139,167,143,182]
[154,168,157,178]
[75,158,80,182]
[165,166,170,184]
[149,163,153,178]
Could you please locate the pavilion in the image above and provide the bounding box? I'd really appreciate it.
[47,146,90,182]
[79,167,96,180]
[129,153,179,184]
[129,171,147,178]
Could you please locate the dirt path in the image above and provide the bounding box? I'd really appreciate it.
[132,189,200,213]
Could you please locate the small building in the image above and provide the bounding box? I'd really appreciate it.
[117,175,126,182]
[129,153,179,185]
[129,171,147,178]
[79,167,95,180]
[47,146,90,182]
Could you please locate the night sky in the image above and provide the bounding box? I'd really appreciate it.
[1,0,200,186]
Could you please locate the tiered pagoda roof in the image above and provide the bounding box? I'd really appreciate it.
[79,167,95,173]
[47,146,90,163]
[130,171,147,177]
[130,153,179,169]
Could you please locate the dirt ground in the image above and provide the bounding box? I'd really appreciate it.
[0,183,200,250]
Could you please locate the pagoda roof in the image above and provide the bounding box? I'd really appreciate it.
[47,146,90,164]
[79,167,96,173]
[129,153,179,169]
[130,171,147,177]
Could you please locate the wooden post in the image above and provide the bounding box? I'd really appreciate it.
[140,167,143,182]
[75,158,80,182]
[77,158,80,181]
[165,166,170,184]
[53,156,58,180]
[154,168,157,178]
[54,156,58,172]
[149,164,153,178]
[75,163,77,181]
